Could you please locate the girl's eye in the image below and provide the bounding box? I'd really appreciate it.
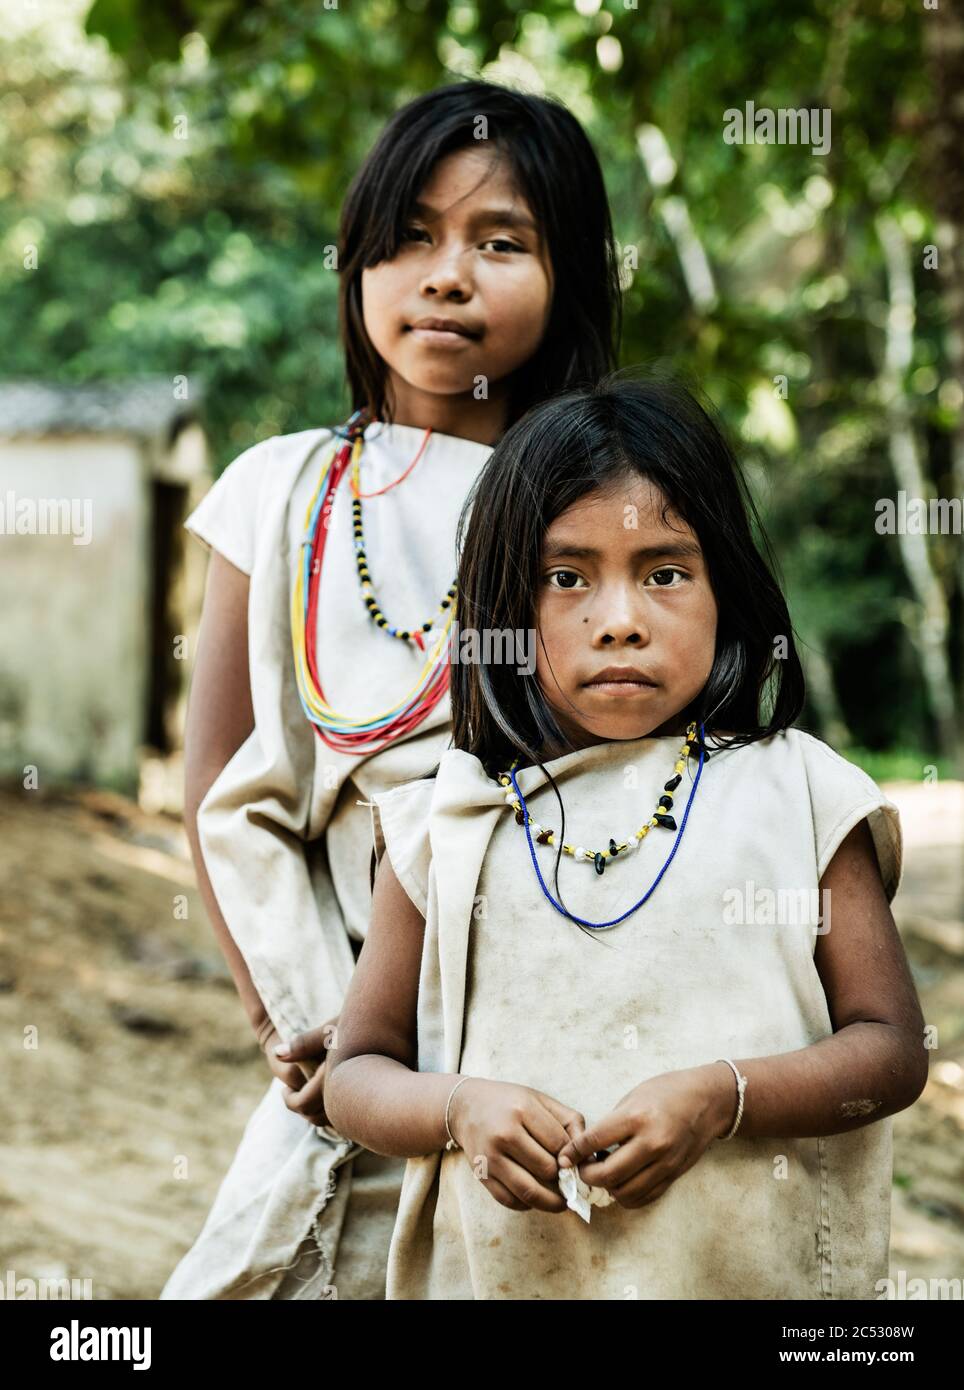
[545,570,587,590]
[401,227,524,253]
[647,567,687,587]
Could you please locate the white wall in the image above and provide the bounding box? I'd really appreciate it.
[0,434,149,789]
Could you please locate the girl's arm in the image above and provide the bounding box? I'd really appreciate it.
[325,851,587,1212]
[323,850,461,1157]
[184,551,307,1089]
[706,814,928,1139]
[557,816,928,1200]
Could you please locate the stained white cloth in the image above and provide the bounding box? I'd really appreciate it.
[370,728,903,1300]
[160,420,492,1299]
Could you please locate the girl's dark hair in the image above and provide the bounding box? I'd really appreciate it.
[338,79,622,428]
[452,368,806,778]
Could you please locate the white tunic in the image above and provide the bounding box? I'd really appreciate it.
[161,420,493,1299]
[370,729,903,1300]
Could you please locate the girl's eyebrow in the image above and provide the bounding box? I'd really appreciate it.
[411,199,537,233]
[542,540,703,562]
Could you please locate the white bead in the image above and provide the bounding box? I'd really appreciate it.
[575,847,586,860]
[504,791,517,805]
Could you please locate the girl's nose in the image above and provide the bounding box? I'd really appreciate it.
[595,588,650,644]
[420,246,473,300]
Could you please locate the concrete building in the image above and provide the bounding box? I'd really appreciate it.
[0,379,210,794]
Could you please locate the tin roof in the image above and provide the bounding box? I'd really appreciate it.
[0,379,203,443]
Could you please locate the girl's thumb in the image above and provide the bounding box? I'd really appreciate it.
[274,1024,332,1060]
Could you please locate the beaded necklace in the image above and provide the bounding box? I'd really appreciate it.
[497,722,707,930]
[350,441,458,646]
[291,410,456,754]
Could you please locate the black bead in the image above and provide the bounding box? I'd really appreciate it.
[653,813,677,830]
[658,795,674,810]
[664,774,682,791]
[609,838,618,856]
[594,851,606,875]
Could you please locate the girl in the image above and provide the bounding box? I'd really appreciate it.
[324,372,928,1300]
[160,80,622,1300]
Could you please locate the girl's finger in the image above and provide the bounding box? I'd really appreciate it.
[275,1062,306,1090]
[478,1175,529,1212]
[611,1166,675,1208]
[558,1109,634,1168]
[537,1092,587,1138]
[491,1155,568,1214]
[282,1065,327,1114]
[577,1136,654,1189]
[523,1095,584,1158]
[274,1022,335,1062]
[504,1126,565,1185]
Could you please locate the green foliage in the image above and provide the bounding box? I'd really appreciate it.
[1,0,957,760]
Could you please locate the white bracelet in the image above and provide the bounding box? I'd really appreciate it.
[444,1076,472,1151]
[714,1058,748,1140]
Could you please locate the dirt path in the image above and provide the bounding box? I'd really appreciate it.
[0,778,961,1299]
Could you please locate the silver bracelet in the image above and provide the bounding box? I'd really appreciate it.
[444,1076,472,1151]
[714,1058,748,1140]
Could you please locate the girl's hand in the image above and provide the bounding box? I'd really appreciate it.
[256,1019,311,1091]
[555,1064,734,1209]
[269,1018,340,1128]
[448,1078,586,1214]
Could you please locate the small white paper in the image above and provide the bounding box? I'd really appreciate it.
[558,1164,615,1223]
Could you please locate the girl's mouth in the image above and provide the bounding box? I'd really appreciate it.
[404,317,482,346]
[584,680,657,696]
[408,327,476,347]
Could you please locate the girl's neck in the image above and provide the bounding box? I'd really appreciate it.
[383,375,509,447]
[526,715,707,767]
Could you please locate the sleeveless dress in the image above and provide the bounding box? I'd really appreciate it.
[369,728,904,1300]
[160,420,493,1299]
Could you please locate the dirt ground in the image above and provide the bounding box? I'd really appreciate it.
[0,776,961,1300]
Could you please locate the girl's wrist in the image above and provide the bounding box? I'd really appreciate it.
[702,1060,741,1140]
[443,1075,477,1150]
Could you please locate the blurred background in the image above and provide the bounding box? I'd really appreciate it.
[0,0,961,1298]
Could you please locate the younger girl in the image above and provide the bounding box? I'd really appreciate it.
[161,80,621,1299]
[324,373,927,1300]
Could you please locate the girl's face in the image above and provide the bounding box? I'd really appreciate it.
[534,475,718,751]
[361,145,553,436]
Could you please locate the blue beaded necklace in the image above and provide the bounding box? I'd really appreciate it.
[503,722,707,931]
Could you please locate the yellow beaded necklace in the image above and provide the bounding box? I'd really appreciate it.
[498,722,701,876]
